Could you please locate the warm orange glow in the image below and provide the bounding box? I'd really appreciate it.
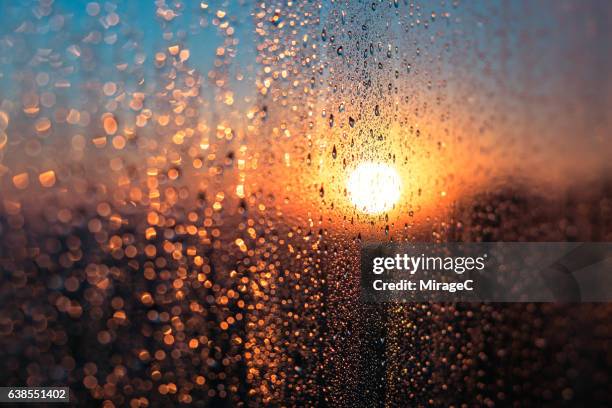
[346,162,402,214]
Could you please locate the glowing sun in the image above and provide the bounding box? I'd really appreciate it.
[346,162,402,214]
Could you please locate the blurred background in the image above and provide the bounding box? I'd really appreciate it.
[0,0,611,406]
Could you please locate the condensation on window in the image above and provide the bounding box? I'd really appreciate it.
[0,1,610,406]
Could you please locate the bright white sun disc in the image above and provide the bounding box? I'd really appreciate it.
[346,162,402,214]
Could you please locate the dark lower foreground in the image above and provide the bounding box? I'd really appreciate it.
[0,184,611,407]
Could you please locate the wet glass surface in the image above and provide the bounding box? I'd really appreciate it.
[0,1,611,406]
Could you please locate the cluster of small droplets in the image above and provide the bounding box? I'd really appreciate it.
[0,1,611,407]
